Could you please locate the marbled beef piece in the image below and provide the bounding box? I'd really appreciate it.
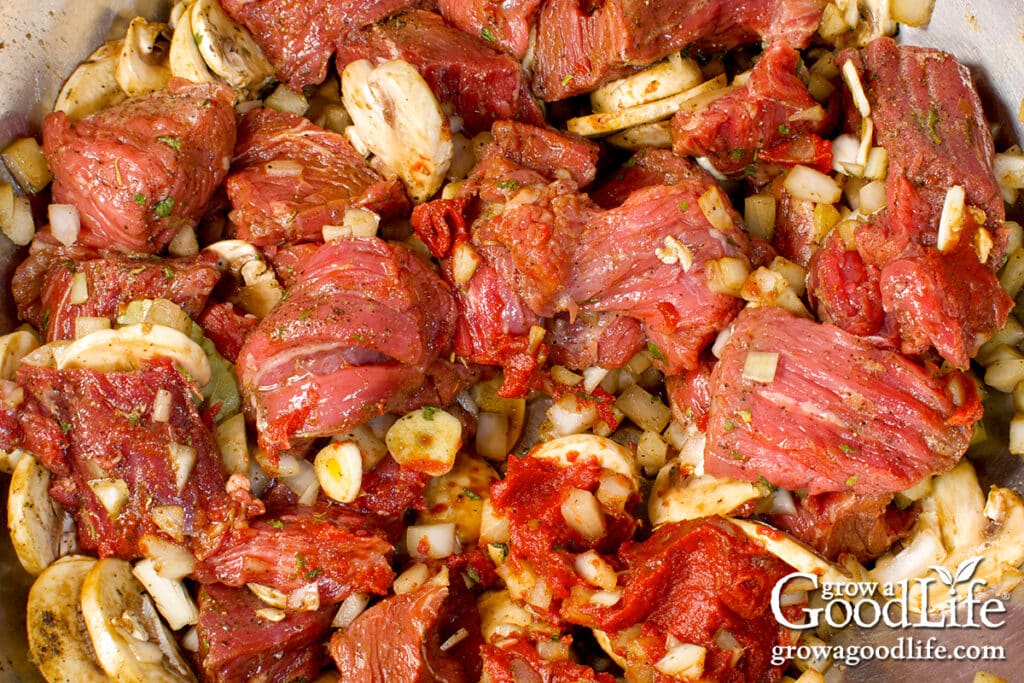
[532,0,826,101]
[336,10,544,135]
[438,0,543,60]
[196,583,334,683]
[590,148,707,209]
[14,360,228,559]
[42,79,235,254]
[195,301,259,364]
[236,238,456,451]
[705,307,982,495]
[810,38,1012,366]
[194,503,394,604]
[671,43,834,177]
[219,0,429,89]
[768,491,917,563]
[665,354,715,432]
[12,245,221,341]
[489,120,600,188]
[226,108,408,247]
[330,582,482,682]
[546,312,645,371]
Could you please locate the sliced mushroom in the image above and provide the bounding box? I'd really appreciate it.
[54,40,127,119]
[81,558,196,683]
[870,461,1024,611]
[0,328,39,380]
[8,452,67,575]
[52,323,212,386]
[190,0,274,96]
[590,53,703,113]
[203,240,284,318]
[116,17,172,97]
[27,555,108,683]
[168,2,216,86]
[731,518,855,586]
[341,59,453,203]
[648,460,767,527]
[528,433,641,491]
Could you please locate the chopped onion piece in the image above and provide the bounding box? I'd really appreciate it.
[68,272,89,305]
[856,117,874,167]
[139,535,195,579]
[132,558,198,630]
[936,185,966,252]
[264,84,308,115]
[858,180,887,215]
[149,505,185,542]
[49,203,81,246]
[333,592,370,628]
[407,523,460,560]
[452,241,482,285]
[705,256,750,296]
[479,499,511,546]
[864,146,889,180]
[574,550,618,590]
[151,388,173,423]
[560,488,606,540]
[744,193,776,240]
[697,186,733,232]
[615,384,672,433]
[476,411,510,460]
[588,589,622,606]
[248,582,289,609]
[216,413,249,475]
[255,608,286,622]
[181,627,200,652]
[841,59,870,118]
[784,165,841,204]
[831,134,861,175]
[287,582,321,611]
[87,478,129,516]
[767,487,797,516]
[547,394,597,436]
[281,457,320,505]
[167,442,196,493]
[582,366,609,394]
[655,643,706,679]
[891,0,936,26]
[167,226,199,257]
[1,190,34,246]
[439,627,469,652]
[742,351,779,383]
[393,563,431,594]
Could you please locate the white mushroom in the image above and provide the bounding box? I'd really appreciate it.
[648,460,767,527]
[116,17,171,97]
[0,328,39,381]
[54,40,127,119]
[528,433,641,491]
[132,559,199,631]
[341,59,453,203]
[189,0,274,96]
[732,518,855,586]
[52,323,212,386]
[203,240,284,318]
[8,453,67,575]
[870,461,1024,612]
[590,53,703,113]
[81,558,196,683]
[26,555,109,683]
[169,2,217,87]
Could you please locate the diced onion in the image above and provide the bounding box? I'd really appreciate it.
[476,411,510,460]
[216,413,249,475]
[780,589,809,607]
[68,272,89,305]
[536,637,569,661]
[255,608,286,622]
[248,582,289,609]
[264,84,308,115]
[858,180,887,215]
[333,592,370,628]
[1010,413,1024,455]
[138,535,195,579]
[407,523,460,560]
[547,394,597,437]
[181,627,200,652]
[891,0,936,26]
[655,643,707,679]
[168,442,196,493]
[560,488,606,540]
[742,351,779,383]
[526,578,553,610]
[870,526,946,585]
[841,60,870,118]
[167,226,199,257]
[936,185,966,252]
[479,499,510,546]
[698,186,733,232]
[705,256,750,296]
[393,563,431,594]
[831,134,861,176]
[744,193,776,241]
[857,117,874,167]
[588,589,622,607]
[636,430,668,475]
[149,505,185,542]
[74,316,110,339]
[574,550,618,590]
[150,388,173,423]
[314,441,363,503]
[49,203,81,246]
[582,366,609,394]
[767,488,797,516]
[595,472,632,511]
[452,242,482,285]
[615,384,672,433]
[1,190,34,246]
[281,457,320,505]
[439,627,470,652]
[784,165,841,204]
[287,582,321,611]
[264,159,304,177]
[864,146,889,180]
[2,137,52,193]
[87,478,129,517]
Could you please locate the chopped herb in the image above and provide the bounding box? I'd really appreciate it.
[684,407,693,419]
[490,542,509,561]
[465,566,481,585]
[193,33,202,47]
[422,406,439,420]
[267,519,284,529]
[738,409,752,423]
[838,443,858,454]
[730,451,746,461]
[845,474,859,488]
[496,179,520,191]
[156,135,182,151]
[731,147,747,160]
[463,487,481,501]
[758,475,775,491]
[743,164,757,176]
[297,309,313,321]
[623,156,638,168]
[724,420,735,431]
[155,197,175,218]
[123,408,142,425]
[305,567,324,580]
[646,341,666,362]
[58,419,71,435]
[163,266,175,281]
[777,123,791,135]
[296,554,307,570]
[351,334,369,344]
[678,200,689,212]
[561,73,574,86]
[480,26,496,42]
[133,192,147,205]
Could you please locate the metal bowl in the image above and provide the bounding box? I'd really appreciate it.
[0,2,1022,680]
